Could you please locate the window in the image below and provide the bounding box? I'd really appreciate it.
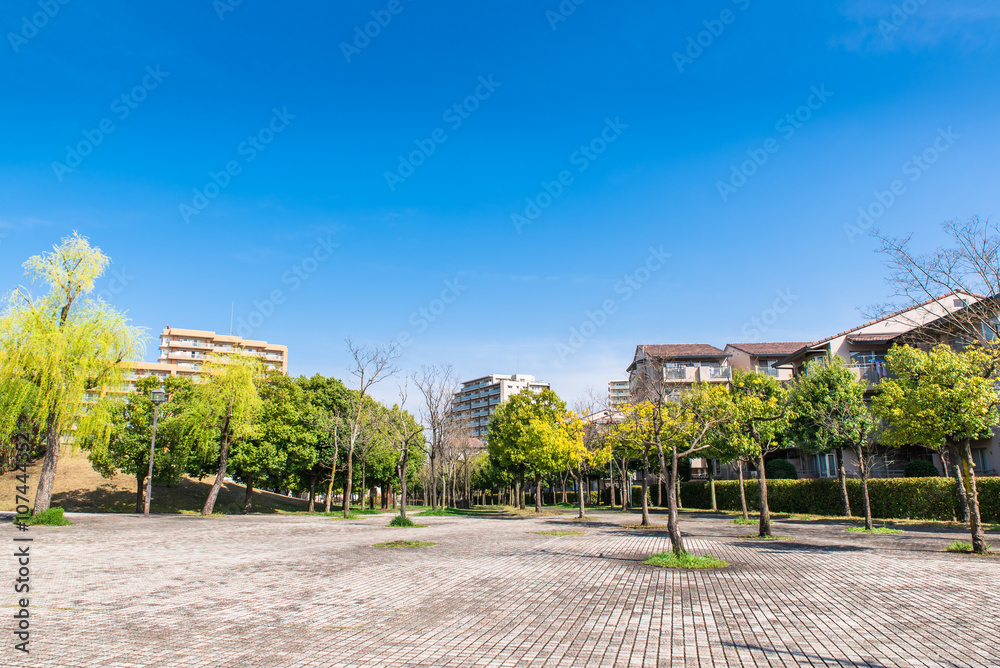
[953,298,967,308]
[816,453,836,478]
[972,449,989,472]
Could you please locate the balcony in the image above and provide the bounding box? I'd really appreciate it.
[848,363,892,386]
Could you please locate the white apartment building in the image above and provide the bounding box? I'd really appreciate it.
[608,379,630,406]
[449,374,551,438]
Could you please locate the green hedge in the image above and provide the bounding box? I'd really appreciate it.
[680,477,1000,522]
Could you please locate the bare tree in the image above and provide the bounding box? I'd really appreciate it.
[870,217,1000,344]
[341,339,398,518]
[414,364,459,510]
[377,380,426,520]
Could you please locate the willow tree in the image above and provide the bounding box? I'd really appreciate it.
[0,233,144,514]
[185,353,264,515]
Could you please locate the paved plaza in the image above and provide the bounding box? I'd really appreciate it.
[5,509,999,668]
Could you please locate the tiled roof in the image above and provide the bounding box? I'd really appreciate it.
[637,344,728,359]
[725,342,812,357]
[845,333,906,344]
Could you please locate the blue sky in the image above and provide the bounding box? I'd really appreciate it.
[2,0,999,405]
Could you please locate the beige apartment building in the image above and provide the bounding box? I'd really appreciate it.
[449,374,551,439]
[121,327,288,392]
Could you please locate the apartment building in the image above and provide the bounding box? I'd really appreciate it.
[627,344,731,400]
[157,327,288,375]
[724,342,810,381]
[608,379,630,406]
[449,374,551,439]
[771,291,996,478]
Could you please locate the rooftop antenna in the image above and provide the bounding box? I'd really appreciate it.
[229,301,234,335]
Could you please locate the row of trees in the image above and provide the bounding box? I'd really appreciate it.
[0,233,445,519]
[482,344,995,557]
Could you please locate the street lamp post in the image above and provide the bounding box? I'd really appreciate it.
[144,389,169,517]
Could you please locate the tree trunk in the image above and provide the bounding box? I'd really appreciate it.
[135,473,145,514]
[961,440,987,554]
[665,449,684,556]
[575,473,587,519]
[534,471,542,513]
[307,473,317,513]
[950,444,969,523]
[324,473,334,513]
[201,413,232,516]
[738,459,749,520]
[610,471,617,509]
[398,452,409,519]
[342,439,355,518]
[835,447,851,517]
[561,471,568,504]
[621,459,630,511]
[430,447,438,511]
[518,466,526,510]
[32,423,61,515]
[243,476,254,515]
[708,468,717,513]
[858,446,872,531]
[756,453,771,537]
[657,478,662,508]
[640,447,650,526]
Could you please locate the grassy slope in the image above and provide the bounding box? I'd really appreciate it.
[0,448,310,514]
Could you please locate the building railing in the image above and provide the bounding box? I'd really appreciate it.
[848,363,892,385]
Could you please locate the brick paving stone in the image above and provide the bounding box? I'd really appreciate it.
[2,511,999,667]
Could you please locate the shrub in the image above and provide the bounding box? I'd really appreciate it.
[25,507,71,526]
[765,459,798,480]
[388,514,425,527]
[904,460,940,477]
[680,477,1000,522]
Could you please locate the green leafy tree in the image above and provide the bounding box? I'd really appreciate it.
[873,344,997,553]
[725,370,790,538]
[298,374,351,512]
[486,389,571,513]
[616,382,733,552]
[0,233,145,513]
[230,372,315,513]
[85,375,196,512]
[787,356,879,526]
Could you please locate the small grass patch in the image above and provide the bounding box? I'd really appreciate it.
[387,515,426,528]
[565,516,597,522]
[945,540,975,553]
[24,507,71,526]
[740,534,789,541]
[417,508,453,516]
[729,518,757,525]
[644,551,728,569]
[534,530,586,536]
[846,526,903,534]
[373,540,435,549]
[621,523,667,530]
